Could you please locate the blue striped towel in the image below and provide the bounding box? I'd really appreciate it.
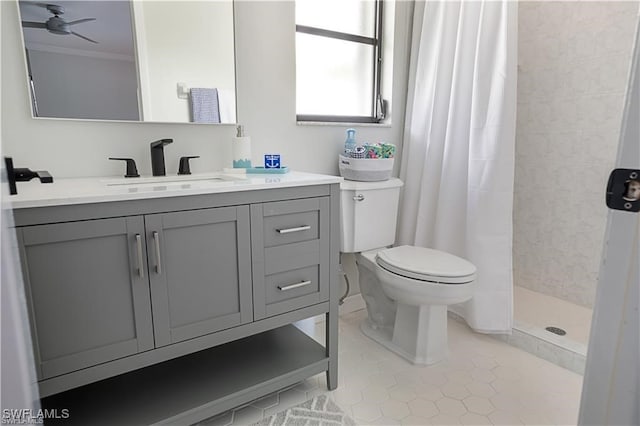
[190,88,220,123]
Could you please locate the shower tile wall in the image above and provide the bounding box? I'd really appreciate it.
[514,2,639,307]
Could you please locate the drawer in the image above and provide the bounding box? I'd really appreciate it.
[251,197,330,320]
[264,240,320,276]
[265,265,320,305]
[262,199,321,247]
[259,240,328,317]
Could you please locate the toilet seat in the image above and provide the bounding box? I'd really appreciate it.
[376,245,476,284]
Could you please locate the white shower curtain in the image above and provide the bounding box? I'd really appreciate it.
[398,0,517,333]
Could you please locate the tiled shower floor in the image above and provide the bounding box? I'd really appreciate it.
[514,286,592,347]
[498,286,593,373]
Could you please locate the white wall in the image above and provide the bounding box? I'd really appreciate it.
[1,0,409,179]
[233,1,410,177]
[28,50,139,121]
[514,1,639,308]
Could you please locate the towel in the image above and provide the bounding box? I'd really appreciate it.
[190,88,220,123]
[217,88,236,123]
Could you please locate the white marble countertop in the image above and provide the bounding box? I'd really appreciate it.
[9,171,342,209]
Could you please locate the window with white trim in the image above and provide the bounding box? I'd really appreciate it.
[295,0,387,123]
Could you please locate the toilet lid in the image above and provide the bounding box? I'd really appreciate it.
[376,245,476,284]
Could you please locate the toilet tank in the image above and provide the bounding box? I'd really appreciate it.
[340,178,404,253]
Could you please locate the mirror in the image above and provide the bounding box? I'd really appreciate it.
[17,0,236,124]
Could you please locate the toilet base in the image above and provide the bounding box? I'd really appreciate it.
[360,303,449,365]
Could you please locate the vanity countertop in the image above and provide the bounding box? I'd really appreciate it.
[10,171,342,209]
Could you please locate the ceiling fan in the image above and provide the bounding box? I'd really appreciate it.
[21,3,98,44]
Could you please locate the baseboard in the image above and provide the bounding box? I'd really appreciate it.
[309,294,366,324]
[339,293,366,316]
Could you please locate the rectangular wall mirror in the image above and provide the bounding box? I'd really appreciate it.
[17,0,236,124]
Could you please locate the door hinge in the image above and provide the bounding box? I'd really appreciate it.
[606,168,640,212]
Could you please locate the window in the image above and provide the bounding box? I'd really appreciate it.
[295,0,386,123]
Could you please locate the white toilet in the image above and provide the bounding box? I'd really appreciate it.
[340,178,476,365]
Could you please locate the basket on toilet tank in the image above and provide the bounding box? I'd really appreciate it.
[338,155,394,182]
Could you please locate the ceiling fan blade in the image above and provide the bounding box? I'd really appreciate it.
[67,18,96,26]
[22,21,47,28]
[71,31,98,44]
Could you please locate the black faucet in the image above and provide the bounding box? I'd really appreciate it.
[109,157,140,178]
[150,139,173,176]
[178,156,200,175]
[4,157,53,195]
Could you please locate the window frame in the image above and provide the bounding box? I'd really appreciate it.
[295,0,386,123]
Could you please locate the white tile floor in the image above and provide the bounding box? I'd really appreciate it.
[199,309,583,425]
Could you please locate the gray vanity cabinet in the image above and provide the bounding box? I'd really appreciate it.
[146,206,253,347]
[14,181,340,423]
[17,217,155,380]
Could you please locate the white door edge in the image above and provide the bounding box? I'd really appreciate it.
[578,14,640,426]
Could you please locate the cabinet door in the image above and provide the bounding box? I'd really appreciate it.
[147,206,252,347]
[18,217,154,380]
[251,197,330,320]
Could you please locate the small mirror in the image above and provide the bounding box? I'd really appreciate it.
[17,0,236,124]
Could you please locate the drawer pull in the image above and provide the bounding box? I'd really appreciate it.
[278,280,312,291]
[276,225,311,234]
[135,234,144,278]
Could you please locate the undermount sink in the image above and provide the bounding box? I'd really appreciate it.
[104,174,244,187]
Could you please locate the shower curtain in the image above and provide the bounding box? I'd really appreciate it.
[398,0,517,333]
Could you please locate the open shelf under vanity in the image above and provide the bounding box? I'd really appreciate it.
[42,325,328,425]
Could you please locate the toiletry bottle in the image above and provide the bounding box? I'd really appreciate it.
[232,125,252,168]
[344,128,356,156]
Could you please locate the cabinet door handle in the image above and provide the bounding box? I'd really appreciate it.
[276,225,311,234]
[277,280,312,291]
[135,234,144,278]
[153,231,162,274]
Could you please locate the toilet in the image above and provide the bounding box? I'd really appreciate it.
[340,178,476,365]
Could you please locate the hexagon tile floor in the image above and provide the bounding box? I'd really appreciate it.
[198,309,583,426]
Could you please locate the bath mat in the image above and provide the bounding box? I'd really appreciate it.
[251,395,356,426]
